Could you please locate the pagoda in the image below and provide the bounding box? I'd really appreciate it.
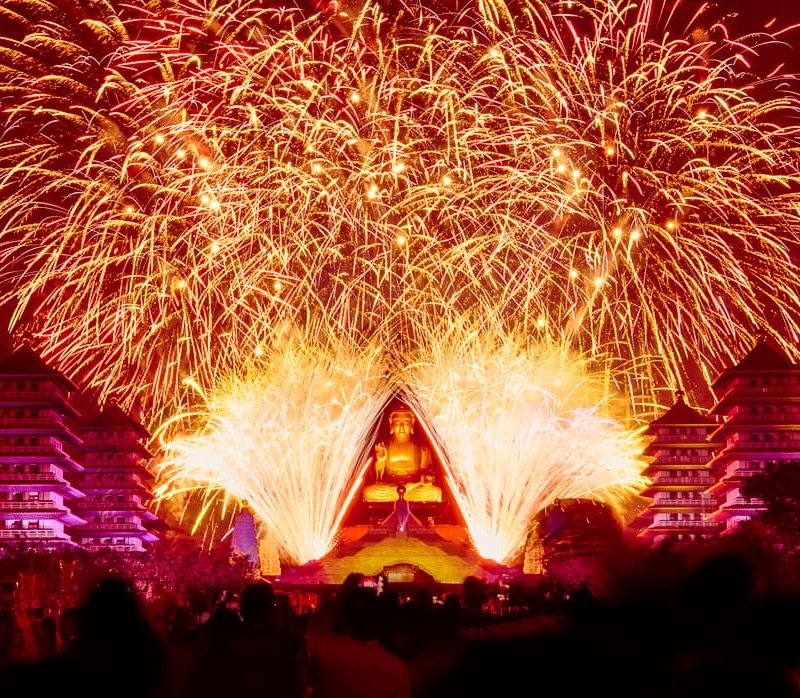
[0,347,85,545]
[71,402,159,551]
[635,391,719,546]
[706,336,800,534]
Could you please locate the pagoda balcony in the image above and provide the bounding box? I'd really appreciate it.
[718,385,800,399]
[0,389,70,402]
[720,464,765,479]
[0,438,70,455]
[648,434,712,444]
[726,440,800,451]
[720,497,766,509]
[72,501,148,512]
[647,455,713,465]
[78,475,148,490]
[726,413,800,425]
[650,499,717,510]
[0,417,68,428]
[0,500,67,511]
[0,471,64,483]
[0,528,68,540]
[647,520,719,530]
[651,475,715,486]
[81,544,145,553]
[73,522,146,531]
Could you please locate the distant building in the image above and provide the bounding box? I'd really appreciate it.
[706,336,800,534]
[635,391,719,546]
[71,403,159,552]
[636,336,800,543]
[0,346,160,549]
[231,504,259,566]
[0,348,86,545]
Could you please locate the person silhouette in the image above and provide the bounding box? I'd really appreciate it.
[380,485,423,534]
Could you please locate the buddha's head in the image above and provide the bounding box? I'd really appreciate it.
[389,408,415,440]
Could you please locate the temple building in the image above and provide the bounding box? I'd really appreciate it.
[706,336,800,534]
[71,402,159,551]
[281,398,500,586]
[635,391,719,546]
[637,335,800,543]
[0,348,86,545]
[0,346,160,549]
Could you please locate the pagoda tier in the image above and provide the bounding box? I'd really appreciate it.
[635,391,720,546]
[706,337,800,534]
[0,348,86,545]
[71,403,158,552]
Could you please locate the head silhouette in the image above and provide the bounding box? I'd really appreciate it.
[240,582,275,625]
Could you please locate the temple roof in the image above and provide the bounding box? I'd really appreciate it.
[0,347,76,388]
[730,336,796,372]
[649,392,716,427]
[78,402,149,437]
[712,335,799,391]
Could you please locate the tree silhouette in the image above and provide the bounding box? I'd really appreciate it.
[741,461,800,538]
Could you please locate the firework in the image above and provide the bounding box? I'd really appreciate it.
[403,317,646,562]
[1,0,799,558]
[0,0,798,419]
[155,327,393,564]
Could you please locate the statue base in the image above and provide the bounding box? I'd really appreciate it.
[278,527,502,586]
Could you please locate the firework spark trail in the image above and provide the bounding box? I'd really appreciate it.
[155,331,393,564]
[404,319,646,563]
[1,0,799,421]
[0,0,799,559]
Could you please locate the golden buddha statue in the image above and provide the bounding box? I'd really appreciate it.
[363,408,442,503]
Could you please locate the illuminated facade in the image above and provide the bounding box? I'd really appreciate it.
[706,337,800,534]
[0,347,159,549]
[636,392,719,546]
[0,348,86,545]
[71,403,159,552]
[638,337,800,542]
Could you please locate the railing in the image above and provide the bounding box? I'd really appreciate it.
[79,475,147,490]
[650,456,713,464]
[0,437,67,455]
[652,476,715,486]
[0,390,69,401]
[0,472,64,482]
[82,544,144,552]
[722,466,764,479]
[651,434,712,443]
[722,498,766,508]
[73,500,143,511]
[649,520,718,529]
[727,440,800,450]
[0,501,63,511]
[0,418,67,429]
[74,523,144,531]
[727,413,800,424]
[651,498,717,508]
[0,529,62,539]
[721,385,800,397]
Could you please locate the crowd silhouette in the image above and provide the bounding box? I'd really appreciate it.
[1,539,799,698]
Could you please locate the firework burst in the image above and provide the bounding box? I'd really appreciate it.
[1,0,799,558]
[155,327,392,564]
[0,0,798,419]
[403,317,646,563]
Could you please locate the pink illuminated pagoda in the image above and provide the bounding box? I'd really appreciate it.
[0,346,160,550]
[70,402,159,552]
[635,391,720,546]
[705,336,800,534]
[0,347,86,545]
